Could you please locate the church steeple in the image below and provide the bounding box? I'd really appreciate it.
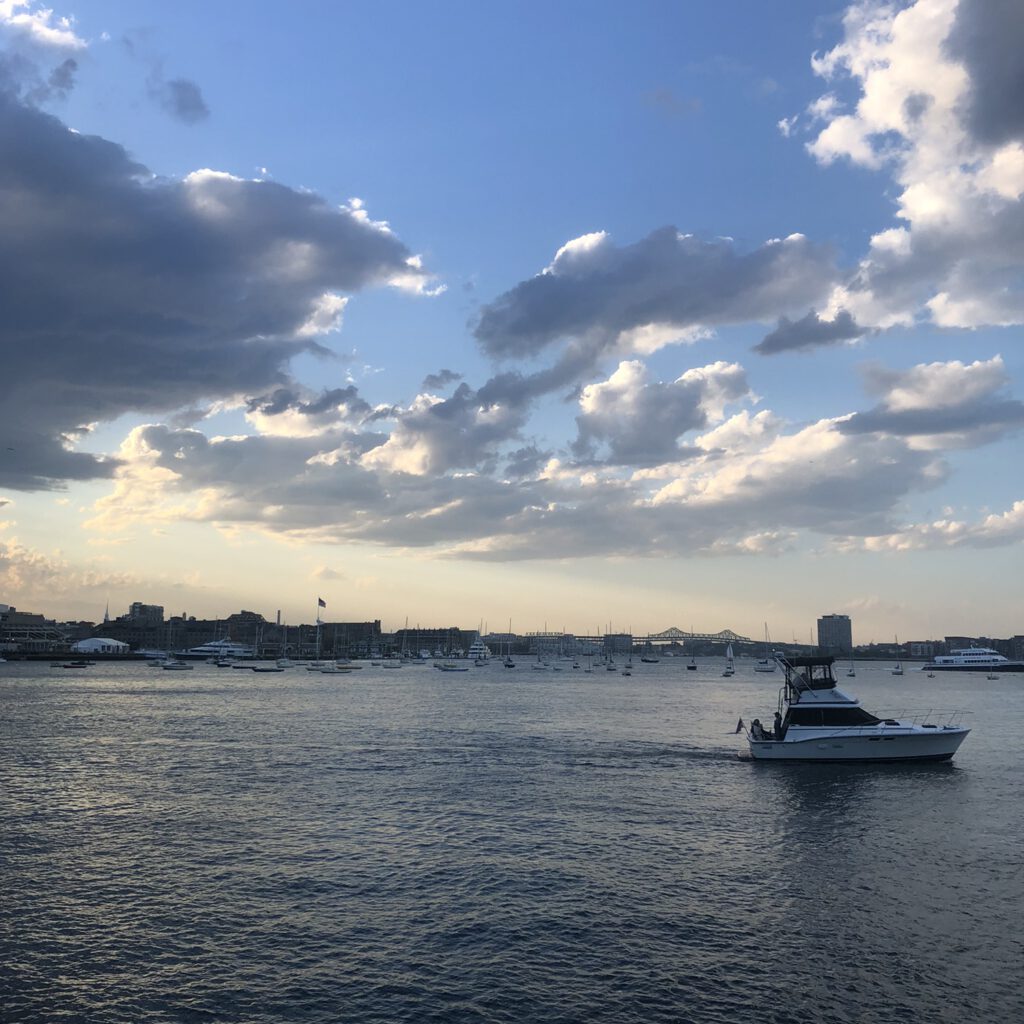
[103,600,110,624]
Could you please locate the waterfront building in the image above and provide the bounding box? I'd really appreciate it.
[0,605,68,653]
[603,633,634,656]
[817,613,853,655]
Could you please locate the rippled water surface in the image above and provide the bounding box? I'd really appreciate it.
[2,659,1021,1023]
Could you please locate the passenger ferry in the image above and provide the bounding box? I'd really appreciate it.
[744,655,969,762]
[921,647,1024,672]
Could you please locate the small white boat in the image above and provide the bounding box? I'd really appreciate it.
[161,660,193,671]
[744,655,969,762]
[436,661,469,672]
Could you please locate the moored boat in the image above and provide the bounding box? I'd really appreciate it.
[743,654,969,762]
[921,646,1024,672]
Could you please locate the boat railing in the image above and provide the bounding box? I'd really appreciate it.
[874,708,971,729]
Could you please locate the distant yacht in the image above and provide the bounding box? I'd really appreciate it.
[176,638,255,660]
[921,647,1024,672]
[468,638,491,664]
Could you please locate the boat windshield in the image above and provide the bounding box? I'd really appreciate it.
[780,655,837,692]
[788,706,881,727]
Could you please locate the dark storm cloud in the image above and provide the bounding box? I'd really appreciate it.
[473,226,837,359]
[152,76,210,124]
[947,0,1024,146]
[755,309,863,354]
[0,87,429,490]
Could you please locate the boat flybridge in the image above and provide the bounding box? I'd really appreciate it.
[745,655,969,762]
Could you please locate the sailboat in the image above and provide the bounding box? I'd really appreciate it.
[754,623,776,672]
[722,642,735,677]
[687,626,698,670]
[503,619,516,668]
[846,651,856,678]
[892,635,904,676]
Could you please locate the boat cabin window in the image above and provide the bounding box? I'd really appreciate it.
[787,707,881,727]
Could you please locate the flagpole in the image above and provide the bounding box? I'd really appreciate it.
[315,598,321,662]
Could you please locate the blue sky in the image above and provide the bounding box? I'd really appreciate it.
[1,0,1022,641]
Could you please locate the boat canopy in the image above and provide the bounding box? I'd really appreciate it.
[778,655,838,693]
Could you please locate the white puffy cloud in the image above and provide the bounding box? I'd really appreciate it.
[843,500,1024,551]
[0,1,84,50]
[474,226,838,361]
[801,0,1024,330]
[572,360,751,466]
[841,355,1024,449]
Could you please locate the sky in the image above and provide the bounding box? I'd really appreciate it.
[1,0,1022,644]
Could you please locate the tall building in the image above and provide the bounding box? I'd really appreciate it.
[817,613,853,654]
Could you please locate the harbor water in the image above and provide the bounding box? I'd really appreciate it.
[1,659,1021,1023]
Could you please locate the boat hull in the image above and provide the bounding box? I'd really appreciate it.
[922,664,1024,672]
[747,727,969,762]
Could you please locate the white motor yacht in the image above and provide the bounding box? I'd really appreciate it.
[921,646,1024,672]
[744,655,969,762]
[175,638,256,660]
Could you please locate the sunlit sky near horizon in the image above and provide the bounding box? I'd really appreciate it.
[1,0,1022,643]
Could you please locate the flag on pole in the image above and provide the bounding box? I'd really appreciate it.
[318,597,326,608]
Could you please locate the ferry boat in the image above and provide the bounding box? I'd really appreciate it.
[744,655,969,762]
[921,647,1024,672]
[175,638,256,660]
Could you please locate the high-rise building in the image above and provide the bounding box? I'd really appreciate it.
[817,613,852,654]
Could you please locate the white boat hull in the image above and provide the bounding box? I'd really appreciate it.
[748,726,969,762]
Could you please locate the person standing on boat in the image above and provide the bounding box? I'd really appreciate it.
[774,711,784,741]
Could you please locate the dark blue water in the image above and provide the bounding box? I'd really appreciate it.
[2,659,1021,1023]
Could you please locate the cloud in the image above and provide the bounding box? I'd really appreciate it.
[756,309,864,354]
[572,360,750,466]
[421,368,463,391]
[244,385,376,438]
[946,0,1024,147]
[801,0,1024,331]
[87,359,1024,563]
[361,381,528,476]
[473,226,838,361]
[0,1,85,51]
[148,73,210,124]
[842,501,1024,552]
[839,356,1024,448]
[643,87,701,118]
[1,536,140,602]
[0,88,434,490]
[311,565,345,581]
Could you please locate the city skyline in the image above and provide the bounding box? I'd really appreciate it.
[4,594,1020,652]
[1,1,1023,641]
